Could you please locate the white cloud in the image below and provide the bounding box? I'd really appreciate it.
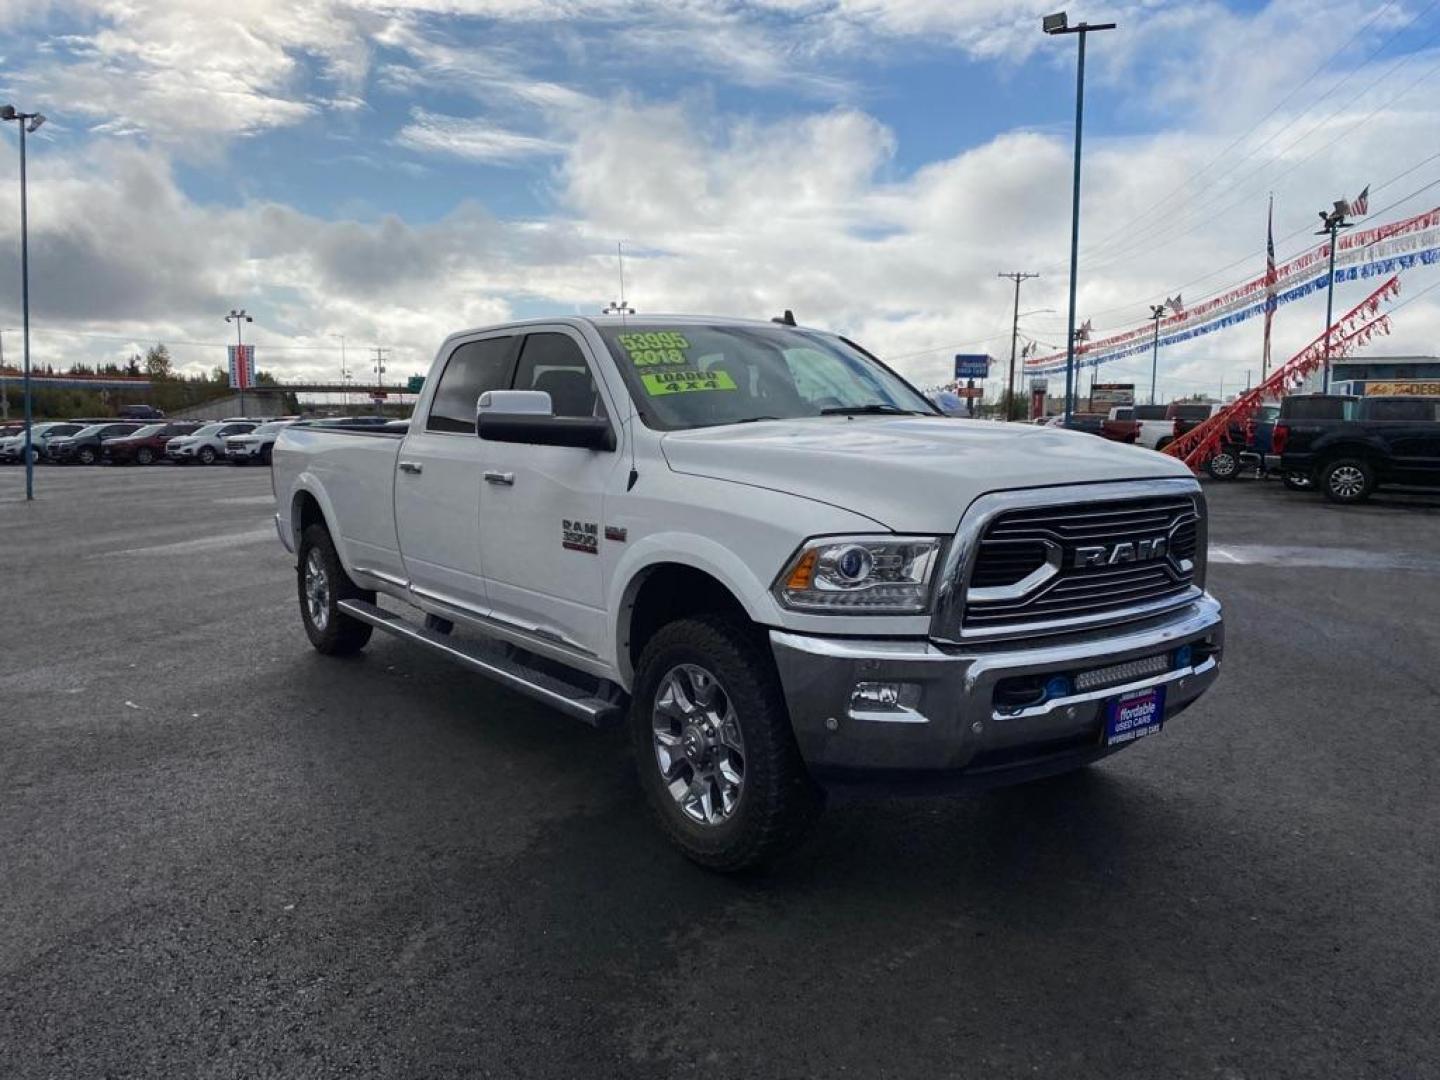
[395,108,565,161]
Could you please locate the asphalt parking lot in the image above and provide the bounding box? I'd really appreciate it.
[2,466,1438,1079]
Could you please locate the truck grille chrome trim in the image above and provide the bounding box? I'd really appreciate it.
[930,478,1208,643]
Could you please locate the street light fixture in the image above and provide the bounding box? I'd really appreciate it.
[1043,12,1116,428]
[1315,201,1353,393]
[225,308,253,417]
[2,104,44,500]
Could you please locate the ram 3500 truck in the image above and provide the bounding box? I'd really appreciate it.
[272,315,1223,870]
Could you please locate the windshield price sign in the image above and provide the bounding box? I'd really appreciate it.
[953,354,990,379]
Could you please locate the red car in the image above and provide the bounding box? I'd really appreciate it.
[101,421,204,465]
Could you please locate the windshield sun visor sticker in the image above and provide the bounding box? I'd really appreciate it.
[640,369,738,395]
[617,331,691,367]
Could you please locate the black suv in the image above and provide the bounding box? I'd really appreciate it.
[46,422,146,465]
[1276,395,1440,503]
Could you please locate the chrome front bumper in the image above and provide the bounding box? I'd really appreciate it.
[770,594,1223,792]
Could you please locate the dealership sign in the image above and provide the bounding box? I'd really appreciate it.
[1091,382,1135,407]
[1365,380,1440,396]
[953,354,991,379]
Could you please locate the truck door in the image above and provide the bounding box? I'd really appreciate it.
[395,333,518,614]
[476,329,624,658]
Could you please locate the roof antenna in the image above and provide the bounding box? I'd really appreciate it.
[771,309,796,326]
[602,241,635,323]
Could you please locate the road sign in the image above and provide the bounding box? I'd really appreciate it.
[406,375,425,393]
[954,354,991,379]
[955,385,985,398]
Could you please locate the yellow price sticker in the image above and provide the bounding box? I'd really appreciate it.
[640,369,738,396]
[618,331,691,367]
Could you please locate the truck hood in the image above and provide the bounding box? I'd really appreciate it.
[659,417,1194,532]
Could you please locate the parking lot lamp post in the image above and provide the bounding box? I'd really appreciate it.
[1043,12,1116,427]
[1148,304,1165,405]
[1316,202,1352,394]
[225,309,253,416]
[2,105,45,501]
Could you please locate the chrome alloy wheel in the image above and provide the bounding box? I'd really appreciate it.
[1210,452,1237,477]
[652,663,746,826]
[1329,464,1366,499]
[304,548,331,631]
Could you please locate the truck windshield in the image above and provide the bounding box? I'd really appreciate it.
[595,323,936,431]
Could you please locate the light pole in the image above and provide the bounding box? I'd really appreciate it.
[225,308,253,416]
[1147,304,1165,405]
[999,272,1039,420]
[1316,200,1352,394]
[2,104,45,501]
[331,333,348,407]
[1043,12,1116,428]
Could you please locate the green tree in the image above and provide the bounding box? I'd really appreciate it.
[144,343,174,380]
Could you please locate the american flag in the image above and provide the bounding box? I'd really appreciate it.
[1165,294,1185,316]
[1349,185,1369,216]
[1262,194,1277,375]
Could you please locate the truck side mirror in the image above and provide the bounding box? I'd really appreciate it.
[477,390,616,451]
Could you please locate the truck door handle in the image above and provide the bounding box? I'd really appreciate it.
[399,461,423,475]
[484,470,515,486]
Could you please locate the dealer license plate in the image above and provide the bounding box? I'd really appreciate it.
[1102,686,1166,746]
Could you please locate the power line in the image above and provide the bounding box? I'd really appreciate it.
[1083,0,1429,262]
[1085,24,1440,271]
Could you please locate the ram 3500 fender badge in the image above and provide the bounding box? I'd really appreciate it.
[563,519,599,554]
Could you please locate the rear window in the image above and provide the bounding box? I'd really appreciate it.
[1280,396,1358,420]
[1111,407,1134,420]
[1360,398,1437,422]
[1169,404,1214,420]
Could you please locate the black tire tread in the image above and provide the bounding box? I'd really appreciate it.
[298,524,375,656]
[630,614,821,872]
[1320,456,1375,504]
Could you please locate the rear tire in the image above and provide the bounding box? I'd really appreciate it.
[1321,457,1375,504]
[629,614,822,872]
[298,524,375,655]
[1155,436,1175,454]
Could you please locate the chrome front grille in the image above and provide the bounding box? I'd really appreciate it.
[931,481,1206,642]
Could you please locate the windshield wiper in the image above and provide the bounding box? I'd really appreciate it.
[732,415,783,424]
[819,404,926,416]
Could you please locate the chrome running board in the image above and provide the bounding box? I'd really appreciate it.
[337,599,623,728]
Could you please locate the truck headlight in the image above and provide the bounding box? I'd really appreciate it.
[775,537,942,614]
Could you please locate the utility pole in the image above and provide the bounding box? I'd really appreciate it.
[371,347,389,416]
[225,308,253,417]
[2,104,45,500]
[1316,200,1352,394]
[1043,12,1117,428]
[999,271,1038,420]
[332,334,348,408]
[1147,304,1165,405]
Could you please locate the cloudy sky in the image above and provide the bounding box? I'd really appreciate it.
[2,0,1439,399]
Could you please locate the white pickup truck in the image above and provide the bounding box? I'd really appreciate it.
[272,315,1223,869]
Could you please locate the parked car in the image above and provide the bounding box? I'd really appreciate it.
[1265,395,1358,489]
[1132,404,1174,450]
[0,421,88,464]
[46,422,147,465]
[226,419,297,466]
[1101,406,1140,444]
[272,314,1223,870]
[1062,412,1109,437]
[1276,395,1440,503]
[102,421,203,465]
[166,421,258,465]
[118,404,166,420]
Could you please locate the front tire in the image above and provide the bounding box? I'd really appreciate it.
[198,446,217,465]
[136,447,155,466]
[298,524,375,655]
[1321,457,1375,504]
[630,615,821,872]
[1205,448,1240,480]
[78,447,97,466]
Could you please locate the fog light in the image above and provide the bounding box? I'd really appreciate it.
[849,681,924,722]
[1174,644,1193,670]
[1044,675,1072,701]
